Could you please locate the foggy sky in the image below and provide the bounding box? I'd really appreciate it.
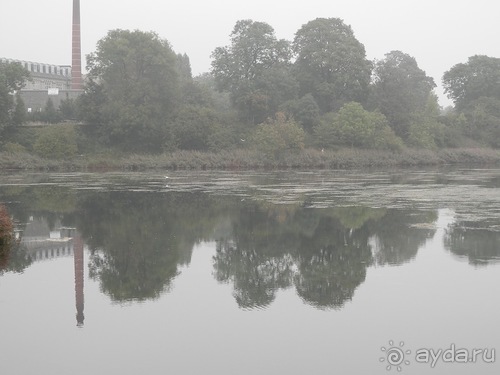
[1,0,499,107]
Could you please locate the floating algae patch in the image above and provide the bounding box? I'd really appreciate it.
[1,167,499,230]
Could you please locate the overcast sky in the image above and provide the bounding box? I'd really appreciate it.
[1,0,499,106]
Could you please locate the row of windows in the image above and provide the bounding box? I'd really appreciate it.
[24,78,71,90]
[1,58,71,77]
[32,246,74,261]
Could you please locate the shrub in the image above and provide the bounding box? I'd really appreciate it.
[171,106,218,151]
[252,112,305,158]
[2,142,27,154]
[314,102,403,150]
[33,125,78,159]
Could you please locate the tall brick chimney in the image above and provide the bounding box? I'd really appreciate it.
[71,0,83,90]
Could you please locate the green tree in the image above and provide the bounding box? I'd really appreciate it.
[443,55,500,110]
[11,93,26,126]
[407,94,446,149]
[293,18,372,113]
[171,105,219,150]
[176,53,192,82]
[0,61,30,135]
[464,96,500,147]
[59,95,78,121]
[252,112,305,158]
[42,98,61,124]
[194,73,233,112]
[314,102,402,149]
[370,50,436,138]
[82,29,180,152]
[211,20,294,124]
[281,93,321,133]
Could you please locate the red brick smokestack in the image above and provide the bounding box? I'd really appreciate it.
[71,0,83,90]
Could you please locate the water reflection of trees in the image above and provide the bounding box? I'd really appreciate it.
[0,242,32,274]
[0,185,77,274]
[368,210,437,266]
[76,192,233,302]
[444,222,500,266]
[1,184,440,309]
[213,204,436,309]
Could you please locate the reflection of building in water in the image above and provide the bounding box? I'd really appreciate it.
[21,217,84,327]
[22,217,76,260]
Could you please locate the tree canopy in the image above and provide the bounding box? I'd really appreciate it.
[293,18,372,113]
[443,55,500,110]
[211,20,295,124]
[370,50,436,138]
[0,61,30,136]
[314,102,402,150]
[6,20,500,156]
[443,55,500,147]
[81,29,180,152]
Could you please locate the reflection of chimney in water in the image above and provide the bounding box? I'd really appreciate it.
[73,232,84,327]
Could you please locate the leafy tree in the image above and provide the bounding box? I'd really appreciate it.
[313,112,340,148]
[171,105,219,150]
[207,117,241,151]
[42,98,61,124]
[11,93,26,126]
[281,93,321,133]
[82,29,180,152]
[193,73,233,113]
[252,112,305,158]
[464,96,500,147]
[211,20,294,124]
[59,95,78,121]
[443,55,500,110]
[0,61,30,135]
[370,50,436,138]
[335,102,378,147]
[314,102,403,149]
[176,53,192,82]
[406,94,447,149]
[293,18,372,113]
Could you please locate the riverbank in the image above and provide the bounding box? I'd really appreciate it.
[1,147,500,172]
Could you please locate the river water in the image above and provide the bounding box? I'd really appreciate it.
[0,168,499,374]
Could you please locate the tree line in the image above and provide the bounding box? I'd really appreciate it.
[1,18,500,157]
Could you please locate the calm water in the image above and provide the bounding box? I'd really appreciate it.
[0,168,499,374]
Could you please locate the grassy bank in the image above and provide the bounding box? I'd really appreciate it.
[1,148,500,172]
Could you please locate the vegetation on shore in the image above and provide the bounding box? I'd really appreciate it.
[1,147,499,172]
[1,19,500,169]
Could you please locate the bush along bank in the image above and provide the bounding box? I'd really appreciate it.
[1,147,500,172]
